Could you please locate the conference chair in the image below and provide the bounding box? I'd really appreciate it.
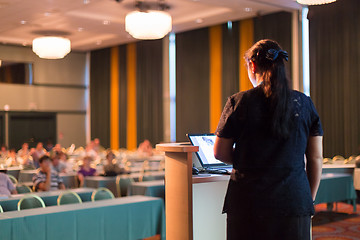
[91,187,115,201]
[16,184,32,194]
[7,174,18,185]
[116,176,134,197]
[57,191,82,205]
[18,195,45,211]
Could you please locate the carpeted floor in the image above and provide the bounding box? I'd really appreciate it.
[313,203,360,240]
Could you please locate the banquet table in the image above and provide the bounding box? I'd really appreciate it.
[128,180,165,200]
[0,196,165,240]
[84,172,165,197]
[5,167,22,180]
[84,176,117,197]
[18,170,37,182]
[0,188,95,212]
[315,173,357,211]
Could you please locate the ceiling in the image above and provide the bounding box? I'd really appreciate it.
[0,0,302,52]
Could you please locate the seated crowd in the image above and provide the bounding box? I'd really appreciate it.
[0,138,156,196]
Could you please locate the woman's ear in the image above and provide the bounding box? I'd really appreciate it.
[250,60,256,74]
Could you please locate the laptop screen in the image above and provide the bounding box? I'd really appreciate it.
[187,133,232,168]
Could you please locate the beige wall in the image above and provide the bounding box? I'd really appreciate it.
[0,44,87,148]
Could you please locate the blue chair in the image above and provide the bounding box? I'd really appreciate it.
[116,176,134,197]
[16,184,32,194]
[91,187,115,201]
[57,191,82,205]
[7,174,18,185]
[18,195,45,211]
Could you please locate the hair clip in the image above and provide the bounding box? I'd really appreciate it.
[266,49,288,62]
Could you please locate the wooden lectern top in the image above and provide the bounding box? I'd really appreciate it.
[156,142,199,153]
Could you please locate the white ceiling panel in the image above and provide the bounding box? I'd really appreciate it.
[0,0,302,51]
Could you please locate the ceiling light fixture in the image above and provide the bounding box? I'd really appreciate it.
[32,36,71,59]
[125,1,172,40]
[296,0,336,5]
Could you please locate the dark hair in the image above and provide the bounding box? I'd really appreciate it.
[245,39,292,139]
[39,155,51,164]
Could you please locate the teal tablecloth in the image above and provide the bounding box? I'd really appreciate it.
[84,176,118,196]
[0,196,165,240]
[128,180,165,200]
[315,173,357,211]
[0,188,95,212]
[85,172,165,197]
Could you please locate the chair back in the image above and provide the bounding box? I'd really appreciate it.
[140,175,156,182]
[16,184,32,194]
[116,176,134,197]
[57,191,82,205]
[18,195,45,211]
[0,205,3,213]
[91,187,115,201]
[7,174,18,184]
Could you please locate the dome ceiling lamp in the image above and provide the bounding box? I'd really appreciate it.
[32,30,71,59]
[125,0,172,40]
[296,0,336,5]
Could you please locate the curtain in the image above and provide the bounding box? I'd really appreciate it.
[309,0,360,157]
[176,28,210,141]
[136,40,164,146]
[90,48,111,148]
[254,12,293,85]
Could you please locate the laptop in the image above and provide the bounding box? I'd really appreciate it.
[187,133,232,174]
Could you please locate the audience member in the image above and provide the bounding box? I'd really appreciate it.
[0,169,17,196]
[0,145,9,159]
[20,154,35,170]
[138,139,153,156]
[31,142,47,169]
[45,140,54,152]
[5,149,20,167]
[32,155,65,191]
[85,142,97,158]
[51,152,66,173]
[78,156,97,187]
[51,143,62,154]
[103,151,126,176]
[93,138,105,153]
[58,151,73,173]
[17,143,30,158]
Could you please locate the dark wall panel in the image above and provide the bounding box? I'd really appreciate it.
[176,28,210,141]
[90,48,111,148]
[136,40,164,146]
[309,0,360,157]
[254,12,293,85]
[222,22,240,105]
[8,112,56,150]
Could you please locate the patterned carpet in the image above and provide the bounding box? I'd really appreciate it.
[313,203,360,240]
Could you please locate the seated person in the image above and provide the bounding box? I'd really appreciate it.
[50,152,66,173]
[78,156,97,187]
[58,151,73,173]
[20,155,35,170]
[0,169,17,196]
[137,139,153,157]
[5,149,21,167]
[0,145,9,159]
[17,143,30,158]
[103,151,126,176]
[32,155,65,192]
[31,142,47,169]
